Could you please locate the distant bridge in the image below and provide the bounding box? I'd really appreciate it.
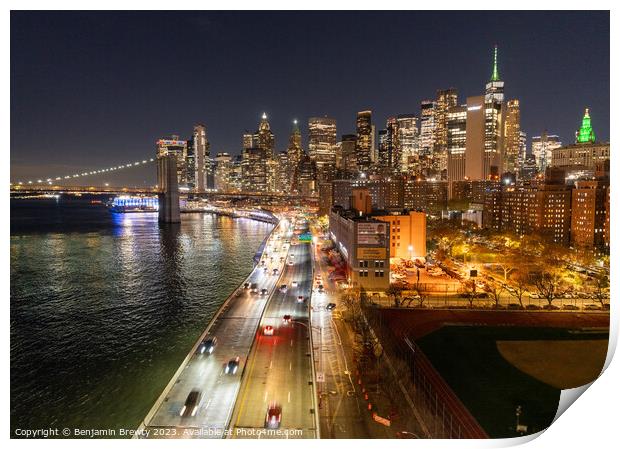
[9,183,317,202]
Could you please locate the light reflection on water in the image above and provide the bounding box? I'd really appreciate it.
[10,198,272,435]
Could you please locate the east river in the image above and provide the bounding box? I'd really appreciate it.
[10,197,273,436]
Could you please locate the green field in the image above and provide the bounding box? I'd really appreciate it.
[417,326,609,438]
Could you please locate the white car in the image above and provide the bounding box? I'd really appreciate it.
[291,281,298,287]
[263,325,274,336]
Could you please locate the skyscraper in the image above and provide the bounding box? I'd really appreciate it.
[156,135,188,187]
[386,117,400,171]
[214,152,232,192]
[253,113,275,159]
[434,89,458,174]
[377,129,389,167]
[531,131,562,172]
[397,114,419,173]
[308,116,337,182]
[192,123,210,192]
[503,99,521,174]
[447,105,467,185]
[355,110,372,172]
[419,100,436,155]
[287,120,304,190]
[483,45,505,178]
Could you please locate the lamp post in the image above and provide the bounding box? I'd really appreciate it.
[408,244,413,261]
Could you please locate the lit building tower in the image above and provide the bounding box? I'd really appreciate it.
[531,131,562,173]
[355,110,372,172]
[397,114,419,173]
[287,119,304,190]
[243,131,253,150]
[433,89,458,173]
[377,129,389,167]
[576,108,596,143]
[386,117,400,171]
[503,99,521,174]
[214,152,232,192]
[476,44,506,180]
[420,100,436,155]
[253,112,275,159]
[156,135,188,187]
[192,123,210,192]
[308,116,337,182]
[447,105,467,189]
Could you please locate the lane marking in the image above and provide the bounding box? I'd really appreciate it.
[264,391,268,402]
[289,362,292,371]
[288,391,291,403]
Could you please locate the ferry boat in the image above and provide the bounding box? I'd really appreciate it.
[109,195,158,213]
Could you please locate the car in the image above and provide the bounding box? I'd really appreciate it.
[179,390,201,417]
[506,303,523,310]
[280,256,285,262]
[525,304,541,310]
[265,402,282,429]
[198,336,217,355]
[326,303,336,310]
[260,260,265,266]
[290,254,295,259]
[543,304,560,310]
[263,267,268,273]
[584,304,602,311]
[280,284,288,292]
[250,283,258,293]
[562,304,579,311]
[225,357,240,375]
[283,314,291,323]
[244,282,250,289]
[315,274,322,280]
[317,284,324,293]
[272,268,279,275]
[260,288,268,296]
[263,325,274,336]
[291,281,298,287]
[288,260,294,266]
[297,295,305,303]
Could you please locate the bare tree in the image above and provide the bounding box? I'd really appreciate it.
[461,279,478,308]
[484,281,506,308]
[508,271,529,308]
[533,271,566,308]
[386,284,406,307]
[590,274,610,308]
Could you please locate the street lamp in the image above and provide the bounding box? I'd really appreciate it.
[408,244,413,261]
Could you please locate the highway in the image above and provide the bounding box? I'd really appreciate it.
[139,221,291,439]
[230,226,318,438]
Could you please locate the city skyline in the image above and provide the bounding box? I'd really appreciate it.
[11,11,609,184]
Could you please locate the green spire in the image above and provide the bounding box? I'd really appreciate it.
[576,108,596,144]
[490,45,500,81]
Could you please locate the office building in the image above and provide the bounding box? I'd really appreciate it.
[214,152,233,192]
[532,131,562,173]
[403,177,448,215]
[308,116,337,182]
[355,110,373,172]
[374,211,427,260]
[447,105,467,186]
[419,100,436,154]
[253,113,275,159]
[156,135,188,187]
[503,99,521,173]
[241,147,268,192]
[397,114,419,173]
[287,120,304,190]
[191,123,210,192]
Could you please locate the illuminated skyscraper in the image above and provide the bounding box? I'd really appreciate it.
[192,123,210,192]
[576,108,596,143]
[447,105,467,185]
[531,131,562,172]
[503,99,521,173]
[287,120,304,190]
[214,152,232,192]
[308,116,337,181]
[419,100,436,154]
[253,112,275,159]
[156,135,188,187]
[434,89,458,174]
[355,110,372,172]
[397,114,419,173]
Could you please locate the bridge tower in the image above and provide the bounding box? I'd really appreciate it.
[157,155,181,223]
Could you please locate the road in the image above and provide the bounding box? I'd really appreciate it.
[310,237,390,438]
[230,231,318,438]
[139,221,291,439]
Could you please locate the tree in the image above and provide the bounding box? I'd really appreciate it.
[461,279,478,308]
[484,281,506,308]
[495,250,519,281]
[508,271,529,308]
[386,284,406,307]
[589,274,610,308]
[533,271,566,308]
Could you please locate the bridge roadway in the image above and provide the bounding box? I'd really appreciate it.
[139,220,291,439]
[230,229,318,438]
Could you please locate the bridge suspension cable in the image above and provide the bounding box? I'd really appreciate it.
[12,157,156,186]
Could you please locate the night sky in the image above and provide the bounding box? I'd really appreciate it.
[11,11,610,186]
